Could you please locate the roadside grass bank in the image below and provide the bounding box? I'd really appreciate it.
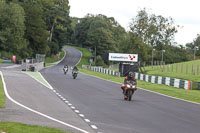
[67,45,200,103]
[0,76,5,108]
[0,59,4,63]
[0,122,70,133]
[45,49,65,67]
[144,60,200,82]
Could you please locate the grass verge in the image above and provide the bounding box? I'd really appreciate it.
[45,49,65,67]
[0,122,70,133]
[25,72,51,88]
[0,76,5,108]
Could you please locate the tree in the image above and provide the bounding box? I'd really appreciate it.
[41,0,72,54]
[22,2,49,56]
[74,14,126,56]
[0,0,28,58]
[130,8,179,49]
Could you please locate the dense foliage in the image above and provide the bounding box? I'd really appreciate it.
[0,0,72,59]
[0,1,196,63]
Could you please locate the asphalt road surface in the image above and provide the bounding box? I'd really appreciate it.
[0,63,96,133]
[41,47,200,133]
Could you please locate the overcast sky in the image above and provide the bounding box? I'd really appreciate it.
[69,0,200,45]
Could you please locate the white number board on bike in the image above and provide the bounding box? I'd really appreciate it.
[108,53,138,62]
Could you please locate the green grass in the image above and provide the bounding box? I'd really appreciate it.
[45,49,65,67]
[0,59,4,63]
[25,72,51,88]
[0,122,70,133]
[144,60,200,82]
[0,76,5,108]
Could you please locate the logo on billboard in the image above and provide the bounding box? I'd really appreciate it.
[129,55,135,60]
[109,53,138,62]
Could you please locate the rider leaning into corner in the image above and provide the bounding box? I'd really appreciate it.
[121,71,137,93]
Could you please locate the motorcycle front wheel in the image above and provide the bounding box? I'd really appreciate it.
[128,90,133,101]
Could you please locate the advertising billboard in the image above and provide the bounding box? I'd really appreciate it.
[108,53,138,62]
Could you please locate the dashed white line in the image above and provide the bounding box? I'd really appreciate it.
[85,119,90,122]
[79,114,84,117]
[75,110,80,113]
[91,125,98,129]
[71,106,75,109]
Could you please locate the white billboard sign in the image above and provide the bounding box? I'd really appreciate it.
[109,53,138,62]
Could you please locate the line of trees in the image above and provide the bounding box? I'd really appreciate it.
[0,0,72,59]
[0,1,198,64]
[71,9,192,65]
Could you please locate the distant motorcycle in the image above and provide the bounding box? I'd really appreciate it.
[72,70,78,79]
[121,81,137,101]
[63,67,68,75]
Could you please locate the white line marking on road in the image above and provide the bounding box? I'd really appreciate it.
[68,103,72,106]
[81,72,200,105]
[38,72,54,90]
[79,114,84,117]
[24,72,52,90]
[91,125,98,129]
[0,71,90,133]
[53,90,56,92]
[71,106,75,109]
[1,65,21,69]
[65,101,69,103]
[75,110,80,113]
[85,119,90,122]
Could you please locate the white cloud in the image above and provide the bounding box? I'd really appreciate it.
[69,0,200,45]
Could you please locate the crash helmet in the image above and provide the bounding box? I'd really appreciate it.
[128,71,134,78]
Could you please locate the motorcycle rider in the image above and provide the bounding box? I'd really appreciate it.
[121,71,137,93]
[72,65,78,72]
[63,64,68,74]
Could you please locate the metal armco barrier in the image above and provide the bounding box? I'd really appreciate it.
[134,72,192,90]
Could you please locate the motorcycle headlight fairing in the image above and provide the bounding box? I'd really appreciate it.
[126,84,131,88]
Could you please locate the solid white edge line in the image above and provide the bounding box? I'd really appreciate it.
[75,48,82,66]
[38,72,54,90]
[44,48,67,69]
[0,71,90,133]
[23,72,52,90]
[80,72,200,105]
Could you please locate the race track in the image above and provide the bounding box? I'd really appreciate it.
[41,47,200,133]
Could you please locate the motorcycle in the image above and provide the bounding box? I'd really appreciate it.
[72,70,78,79]
[121,81,137,101]
[63,67,68,75]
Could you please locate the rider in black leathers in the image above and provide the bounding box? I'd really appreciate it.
[121,71,137,93]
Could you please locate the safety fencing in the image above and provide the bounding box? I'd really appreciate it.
[134,73,192,90]
[82,65,120,77]
[82,65,192,90]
